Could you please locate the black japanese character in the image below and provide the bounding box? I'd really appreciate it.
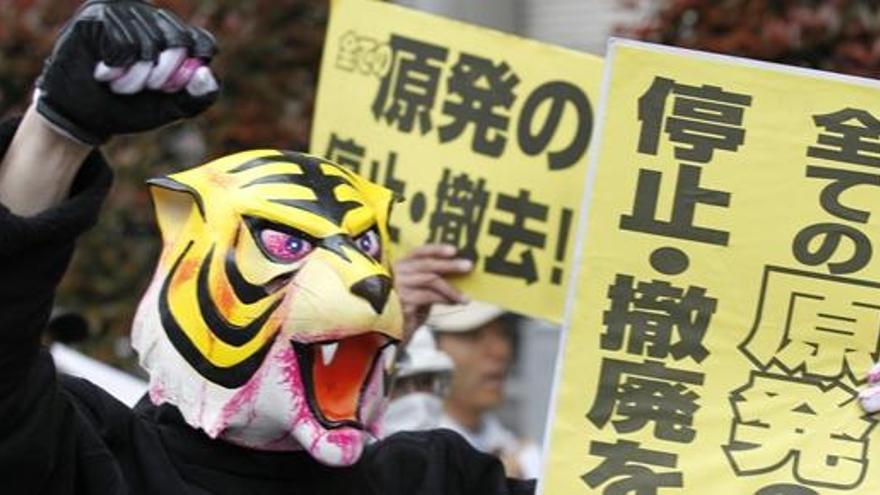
[583,440,683,495]
[375,151,406,242]
[792,222,871,274]
[638,76,752,163]
[807,165,880,223]
[427,168,490,260]
[439,53,519,156]
[551,207,575,285]
[725,372,872,488]
[740,265,880,381]
[807,108,880,168]
[588,359,704,443]
[517,80,592,170]
[602,275,716,362]
[485,189,548,284]
[620,164,731,246]
[372,35,448,134]
[324,133,366,174]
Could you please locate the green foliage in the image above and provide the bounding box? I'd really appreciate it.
[620,0,880,78]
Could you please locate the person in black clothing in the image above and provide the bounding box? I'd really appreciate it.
[0,1,534,494]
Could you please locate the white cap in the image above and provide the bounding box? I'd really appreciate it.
[397,326,454,378]
[427,300,505,333]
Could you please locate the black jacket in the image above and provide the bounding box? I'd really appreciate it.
[0,119,535,495]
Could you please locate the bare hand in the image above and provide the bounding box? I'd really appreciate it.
[499,452,524,480]
[393,244,472,341]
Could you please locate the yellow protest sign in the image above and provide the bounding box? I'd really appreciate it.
[311,0,602,322]
[543,39,880,494]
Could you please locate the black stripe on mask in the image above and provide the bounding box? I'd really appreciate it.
[159,242,276,389]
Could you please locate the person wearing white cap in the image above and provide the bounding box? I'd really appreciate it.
[429,301,542,480]
[382,326,455,435]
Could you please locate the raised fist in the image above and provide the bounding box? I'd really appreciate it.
[36,0,220,145]
[860,362,880,413]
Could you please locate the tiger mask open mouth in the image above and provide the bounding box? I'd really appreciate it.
[131,150,403,466]
[294,333,397,430]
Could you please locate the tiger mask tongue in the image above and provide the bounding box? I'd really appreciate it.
[294,333,394,428]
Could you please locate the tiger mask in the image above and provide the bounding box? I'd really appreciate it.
[131,150,402,466]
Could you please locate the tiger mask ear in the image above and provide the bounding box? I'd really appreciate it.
[146,177,205,247]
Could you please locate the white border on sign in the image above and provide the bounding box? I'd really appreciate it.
[536,36,621,495]
[536,36,880,494]
[618,37,880,90]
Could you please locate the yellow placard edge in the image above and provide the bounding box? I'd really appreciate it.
[536,37,620,495]
[614,37,880,89]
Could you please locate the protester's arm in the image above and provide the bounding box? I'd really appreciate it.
[0,106,92,217]
[394,243,473,341]
[0,3,218,476]
[0,121,113,488]
[0,0,218,349]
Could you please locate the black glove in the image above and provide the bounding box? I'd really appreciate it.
[36,0,219,145]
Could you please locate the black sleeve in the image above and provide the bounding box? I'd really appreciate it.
[0,117,114,490]
[0,117,112,393]
[364,429,536,495]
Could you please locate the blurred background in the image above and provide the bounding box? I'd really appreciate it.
[3,0,880,470]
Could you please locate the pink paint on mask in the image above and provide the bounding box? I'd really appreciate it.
[275,345,312,422]
[197,378,209,428]
[360,355,387,437]
[320,427,363,451]
[149,379,166,404]
[275,345,325,442]
[274,345,366,466]
[213,358,269,434]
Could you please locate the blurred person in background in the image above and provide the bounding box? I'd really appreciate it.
[382,326,454,435]
[430,302,542,480]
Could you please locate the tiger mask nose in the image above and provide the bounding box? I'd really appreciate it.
[350,275,392,314]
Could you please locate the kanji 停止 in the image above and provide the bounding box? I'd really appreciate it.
[637,76,752,163]
[619,164,731,246]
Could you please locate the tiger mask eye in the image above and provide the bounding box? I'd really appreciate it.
[259,228,315,263]
[354,227,381,262]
